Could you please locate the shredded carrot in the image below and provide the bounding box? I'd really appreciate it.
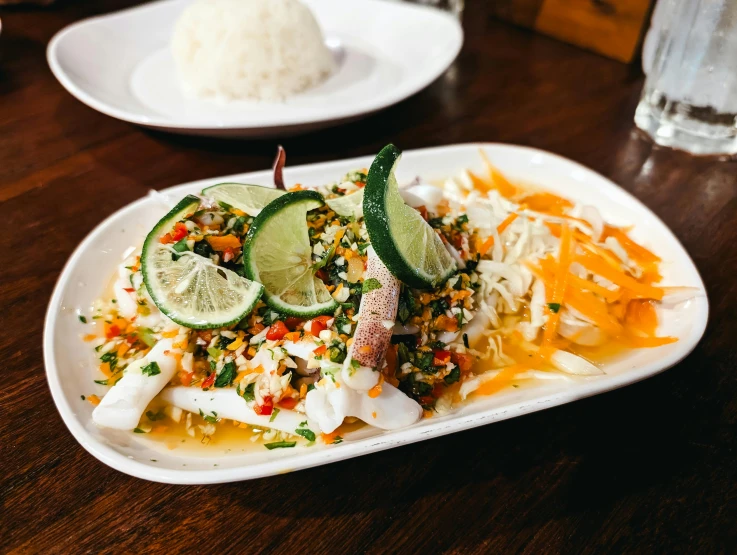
[478,213,519,256]
[231,208,246,217]
[83,334,97,342]
[538,256,620,303]
[479,149,518,198]
[152,425,168,434]
[161,330,178,338]
[313,344,328,356]
[358,345,372,354]
[205,235,242,251]
[299,383,308,398]
[603,226,661,264]
[576,251,664,300]
[541,223,573,351]
[235,370,249,382]
[518,192,573,215]
[476,363,529,396]
[86,394,100,406]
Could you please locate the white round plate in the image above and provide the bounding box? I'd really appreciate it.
[45,144,708,484]
[46,0,463,137]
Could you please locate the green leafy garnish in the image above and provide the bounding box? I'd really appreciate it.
[269,408,280,422]
[198,408,218,424]
[141,361,161,376]
[78,315,87,323]
[264,441,297,450]
[207,347,222,359]
[547,302,561,314]
[362,278,383,294]
[295,427,316,442]
[146,410,166,421]
[214,361,237,388]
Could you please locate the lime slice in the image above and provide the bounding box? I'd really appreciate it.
[363,144,456,289]
[202,182,285,216]
[326,188,364,218]
[243,190,338,317]
[141,195,264,329]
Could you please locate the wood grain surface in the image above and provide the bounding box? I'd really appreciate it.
[1,2,735,554]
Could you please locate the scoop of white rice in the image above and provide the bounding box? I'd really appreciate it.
[171,0,335,101]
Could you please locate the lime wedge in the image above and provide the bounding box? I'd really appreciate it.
[202,182,285,216]
[243,190,338,317]
[326,188,364,218]
[363,144,456,289]
[141,195,264,329]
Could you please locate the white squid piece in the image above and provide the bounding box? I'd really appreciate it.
[305,370,422,433]
[341,247,401,390]
[160,387,318,436]
[92,338,180,430]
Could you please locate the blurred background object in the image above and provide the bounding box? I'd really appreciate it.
[0,0,53,4]
[489,0,654,62]
[398,0,464,18]
[636,0,737,155]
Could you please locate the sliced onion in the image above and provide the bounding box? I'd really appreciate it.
[549,350,603,375]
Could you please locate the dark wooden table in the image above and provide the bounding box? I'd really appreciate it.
[2,2,735,553]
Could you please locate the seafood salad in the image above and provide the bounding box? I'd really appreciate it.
[79,145,687,450]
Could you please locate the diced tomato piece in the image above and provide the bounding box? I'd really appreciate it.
[433,349,451,363]
[415,205,428,221]
[450,352,475,373]
[222,247,235,263]
[432,384,445,398]
[123,287,135,293]
[313,344,328,356]
[180,371,194,386]
[159,233,174,245]
[316,269,329,282]
[171,222,188,242]
[105,325,121,339]
[254,396,273,415]
[284,317,304,331]
[201,373,216,389]
[309,315,334,336]
[277,397,298,410]
[266,321,289,341]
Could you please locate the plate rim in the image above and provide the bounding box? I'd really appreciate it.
[44,143,709,484]
[45,0,464,132]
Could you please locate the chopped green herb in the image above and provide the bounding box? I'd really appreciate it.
[198,408,218,424]
[133,428,148,434]
[80,395,86,400]
[547,302,561,314]
[444,366,461,385]
[146,410,166,421]
[93,379,108,386]
[463,333,469,348]
[141,361,161,376]
[295,427,316,442]
[218,335,235,350]
[362,278,383,293]
[78,315,87,323]
[312,244,335,271]
[241,383,255,402]
[264,441,297,450]
[214,361,236,388]
[207,347,222,359]
[332,436,343,444]
[100,351,118,370]
[270,408,280,422]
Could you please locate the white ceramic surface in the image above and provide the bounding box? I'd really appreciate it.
[44,144,708,484]
[46,0,463,138]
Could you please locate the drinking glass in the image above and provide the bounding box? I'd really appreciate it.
[635,0,737,155]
